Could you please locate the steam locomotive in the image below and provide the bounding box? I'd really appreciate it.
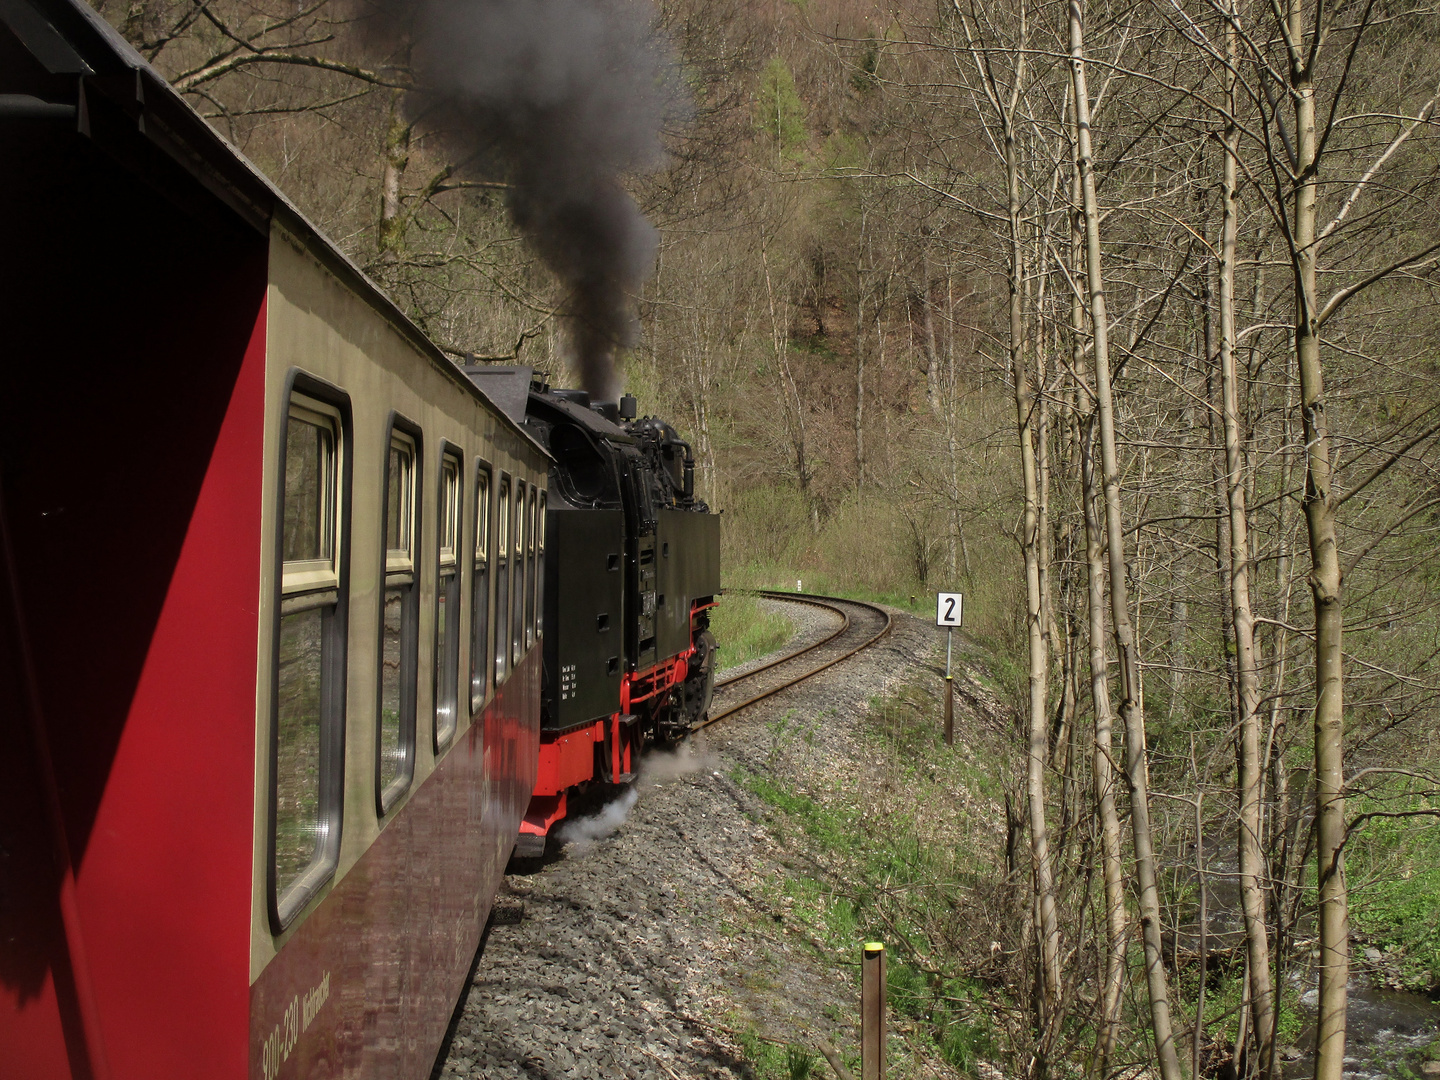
[465,368,721,855]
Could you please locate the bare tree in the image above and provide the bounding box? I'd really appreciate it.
[1067,1,1184,1075]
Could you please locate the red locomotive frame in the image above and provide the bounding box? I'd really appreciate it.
[520,599,716,843]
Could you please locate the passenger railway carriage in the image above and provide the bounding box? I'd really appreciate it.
[1,1,550,1076]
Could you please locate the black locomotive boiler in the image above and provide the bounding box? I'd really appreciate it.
[464,368,721,853]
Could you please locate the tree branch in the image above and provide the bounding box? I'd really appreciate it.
[174,52,406,93]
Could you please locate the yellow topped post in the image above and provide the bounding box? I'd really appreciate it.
[861,942,886,1080]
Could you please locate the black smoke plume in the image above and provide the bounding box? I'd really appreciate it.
[367,0,683,400]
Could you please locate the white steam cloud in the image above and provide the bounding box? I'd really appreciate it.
[556,785,639,853]
[637,745,710,787]
[554,745,715,854]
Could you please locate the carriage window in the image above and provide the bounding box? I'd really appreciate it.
[378,429,419,814]
[512,482,526,666]
[469,466,491,713]
[494,476,511,684]
[282,424,329,560]
[536,492,546,641]
[282,409,338,587]
[273,393,347,930]
[524,486,538,650]
[435,453,461,750]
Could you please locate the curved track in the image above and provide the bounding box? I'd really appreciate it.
[700,591,893,728]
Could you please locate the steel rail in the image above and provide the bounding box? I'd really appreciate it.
[699,591,893,729]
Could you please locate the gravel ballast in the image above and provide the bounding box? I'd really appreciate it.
[434,602,944,1080]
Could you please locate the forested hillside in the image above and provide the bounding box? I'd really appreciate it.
[100,0,1440,1076]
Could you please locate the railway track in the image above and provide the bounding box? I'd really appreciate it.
[700,591,893,728]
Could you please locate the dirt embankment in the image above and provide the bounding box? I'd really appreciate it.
[434,606,999,1080]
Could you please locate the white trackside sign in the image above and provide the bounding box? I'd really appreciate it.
[936,592,963,627]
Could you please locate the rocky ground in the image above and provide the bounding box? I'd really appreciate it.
[429,595,1440,1080]
[432,602,946,1080]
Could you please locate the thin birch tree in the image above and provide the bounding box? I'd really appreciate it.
[1068,2,1184,1076]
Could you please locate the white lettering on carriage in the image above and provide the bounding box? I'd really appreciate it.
[302,971,331,1030]
[260,971,330,1080]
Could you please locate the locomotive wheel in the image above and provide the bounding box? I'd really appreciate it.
[686,630,717,724]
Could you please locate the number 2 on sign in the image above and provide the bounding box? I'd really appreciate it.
[935,592,963,627]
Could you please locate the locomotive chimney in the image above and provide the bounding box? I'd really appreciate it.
[619,393,638,420]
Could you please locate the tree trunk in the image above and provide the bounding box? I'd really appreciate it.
[1267,347,1299,1080]
[999,36,1063,1030]
[1083,416,1128,1077]
[1216,10,1278,1068]
[379,88,411,262]
[854,310,867,490]
[1069,144,1128,1074]
[761,241,816,521]
[854,212,870,489]
[921,250,942,413]
[1069,4,1184,1076]
[1192,741,1209,1080]
[1285,8,1349,1075]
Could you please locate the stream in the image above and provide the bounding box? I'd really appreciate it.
[1178,841,1440,1079]
[1289,980,1440,1080]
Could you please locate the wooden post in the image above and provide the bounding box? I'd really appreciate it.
[861,942,886,1080]
[943,676,954,745]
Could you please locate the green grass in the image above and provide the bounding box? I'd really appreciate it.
[734,665,1009,1075]
[1347,785,1440,992]
[711,593,795,673]
[725,561,933,614]
[737,1030,822,1080]
[745,774,855,851]
[714,480,1022,648]
[722,557,1021,652]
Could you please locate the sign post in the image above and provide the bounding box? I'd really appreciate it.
[935,593,963,745]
